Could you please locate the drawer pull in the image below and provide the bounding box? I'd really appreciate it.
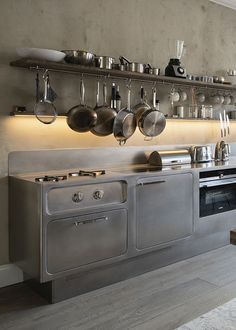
[74,216,109,227]
[137,180,166,187]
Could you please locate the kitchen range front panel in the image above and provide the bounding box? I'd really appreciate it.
[46,181,127,215]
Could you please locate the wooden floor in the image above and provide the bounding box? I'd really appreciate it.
[1,245,236,330]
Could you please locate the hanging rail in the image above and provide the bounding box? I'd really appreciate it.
[10,58,236,91]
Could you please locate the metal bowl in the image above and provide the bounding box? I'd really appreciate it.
[61,50,95,66]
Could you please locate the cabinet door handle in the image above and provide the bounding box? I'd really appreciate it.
[74,216,109,226]
[137,180,166,186]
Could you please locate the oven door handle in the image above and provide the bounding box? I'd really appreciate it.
[200,179,236,188]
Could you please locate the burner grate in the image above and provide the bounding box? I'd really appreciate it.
[35,175,67,182]
[69,170,106,178]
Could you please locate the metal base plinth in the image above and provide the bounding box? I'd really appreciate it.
[26,232,230,304]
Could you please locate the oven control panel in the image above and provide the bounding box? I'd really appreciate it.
[46,181,127,215]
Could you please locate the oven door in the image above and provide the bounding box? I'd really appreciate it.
[200,180,236,217]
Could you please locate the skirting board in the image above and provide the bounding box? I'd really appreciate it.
[0,264,23,288]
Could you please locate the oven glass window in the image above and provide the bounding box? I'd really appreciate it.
[200,183,236,217]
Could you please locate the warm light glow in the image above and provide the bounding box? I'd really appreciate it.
[4,116,236,149]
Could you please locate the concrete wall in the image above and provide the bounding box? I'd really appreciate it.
[1,0,236,265]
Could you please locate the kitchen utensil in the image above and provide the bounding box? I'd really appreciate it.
[138,87,166,137]
[226,114,230,135]
[62,50,95,66]
[213,76,225,83]
[152,68,160,75]
[219,112,224,138]
[179,90,187,102]
[113,83,136,145]
[133,86,151,117]
[189,145,212,163]
[111,83,116,109]
[67,79,97,132]
[115,85,122,112]
[144,64,153,74]
[119,56,145,73]
[223,94,231,105]
[211,94,221,105]
[112,63,126,71]
[145,65,160,75]
[176,106,184,118]
[34,72,57,124]
[35,71,40,103]
[170,89,180,102]
[16,47,66,62]
[169,87,180,114]
[196,92,205,103]
[223,110,227,137]
[227,69,236,84]
[215,140,230,161]
[95,56,115,69]
[91,81,117,136]
[219,94,225,104]
[230,95,236,105]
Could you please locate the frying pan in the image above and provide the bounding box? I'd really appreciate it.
[138,87,166,137]
[91,81,117,136]
[113,84,136,145]
[67,79,97,133]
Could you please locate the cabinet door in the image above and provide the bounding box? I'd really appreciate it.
[136,173,193,250]
[46,209,127,274]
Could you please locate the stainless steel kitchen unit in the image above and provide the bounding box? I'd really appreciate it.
[9,147,236,303]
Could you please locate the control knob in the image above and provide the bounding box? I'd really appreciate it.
[93,190,104,200]
[72,191,84,203]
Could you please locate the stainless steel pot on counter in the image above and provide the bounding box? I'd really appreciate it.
[189,145,213,163]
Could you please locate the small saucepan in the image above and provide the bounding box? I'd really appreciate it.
[144,64,160,75]
[67,79,97,132]
[138,87,166,137]
[95,56,115,69]
[113,84,136,145]
[119,56,145,73]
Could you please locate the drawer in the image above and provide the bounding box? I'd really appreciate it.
[46,181,127,215]
[46,209,128,274]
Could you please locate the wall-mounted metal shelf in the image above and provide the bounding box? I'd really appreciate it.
[10,58,236,91]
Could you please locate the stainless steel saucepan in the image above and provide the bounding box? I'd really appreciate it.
[138,87,166,137]
[95,56,115,69]
[119,56,145,73]
[113,83,136,145]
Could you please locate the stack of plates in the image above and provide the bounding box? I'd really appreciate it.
[16,47,66,62]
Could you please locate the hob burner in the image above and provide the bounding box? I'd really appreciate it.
[35,175,67,182]
[69,170,106,177]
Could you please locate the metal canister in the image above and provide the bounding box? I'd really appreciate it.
[176,106,184,118]
[200,105,206,119]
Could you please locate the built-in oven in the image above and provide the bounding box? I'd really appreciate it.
[199,168,236,218]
